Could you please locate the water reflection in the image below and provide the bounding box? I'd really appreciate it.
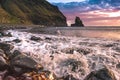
[30,27,120,40]
[60,30,120,40]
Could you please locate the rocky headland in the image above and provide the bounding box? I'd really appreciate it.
[0,0,67,26]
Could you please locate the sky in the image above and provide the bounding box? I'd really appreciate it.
[47,0,85,3]
[47,0,120,26]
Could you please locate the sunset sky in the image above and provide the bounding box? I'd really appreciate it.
[47,0,120,26]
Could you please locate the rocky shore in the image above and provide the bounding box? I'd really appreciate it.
[0,30,119,80]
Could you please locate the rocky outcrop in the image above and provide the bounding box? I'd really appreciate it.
[0,42,56,80]
[0,0,67,26]
[84,67,117,80]
[71,16,84,27]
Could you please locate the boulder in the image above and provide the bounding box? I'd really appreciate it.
[71,16,84,27]
[13,39,21,43]
[0,42,14,52]
[0,49,6,58]
[4,76,16,80]
[30,36,42,41]
[9,50,22,60]
[0,42,14,56]
[0,56,8,71]
[61,74,77,80]
[84,67,117,80]
[116,63,120,69]
[10,54,43,75]
[0,31,12,37]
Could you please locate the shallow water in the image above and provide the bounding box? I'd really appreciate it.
[29,27,120,40]
[0,29,120,80]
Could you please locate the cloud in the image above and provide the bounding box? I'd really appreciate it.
[52,0,120,26]
[47,0,86,3]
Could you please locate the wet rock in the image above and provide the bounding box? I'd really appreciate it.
[84,67,117,80]
[61,74,77,80]
[76,47,93,55]
[0,56,8,71]
[10,54,43,75]
[0,70,7,79]
[13,39,21,43]
[30,36,42,41]
[0,42,14,52]
[7,32,12,37]
[116,63,120,69]
[112,47,120,52]
[60,59,86,73]
[9,50,22,60]
[0,49,6,58]
[45,37,52,40]
[0,31,12,37]
[62,48,74,54]
[4,76,16,80]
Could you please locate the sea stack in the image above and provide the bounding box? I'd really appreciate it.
[71,16,84,27]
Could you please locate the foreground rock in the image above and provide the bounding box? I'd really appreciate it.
[30,36,42,41]
[0,42,58,80]
[71,16,84,27]
[0,42,14,52]
[0,31,12,37]
[84,67,117,80]
[0,42,14,56]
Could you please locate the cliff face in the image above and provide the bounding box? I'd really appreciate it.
[71,17,84,27]
[0,0,67,26]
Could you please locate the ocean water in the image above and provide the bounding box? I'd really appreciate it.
[0,27,120,80]
[29,27,120,40]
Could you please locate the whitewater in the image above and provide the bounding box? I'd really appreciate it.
[0,29,120,80]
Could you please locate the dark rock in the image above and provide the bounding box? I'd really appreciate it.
[4,76,16,80]
[9,50,22,60]
[45,37,52,40]
[0,42,14,52]
[0,31,12,37]
[60,59,85,73]
[10,54,43,75]
[76,48,93,55]
[71,16,84,27]
[84,67,117,80]
[13,39,21,43]
[112,47,120,52]
[61,74,77,80]
[30,36,42,41]
[0,56,8,71]
[116,63,120,69]
[62,48,74,54]
[0,42,14,56]
[7,32,12,37]
[0,49,6,58]
[0,70,8,79]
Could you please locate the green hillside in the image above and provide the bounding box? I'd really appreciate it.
[0,0,67,26]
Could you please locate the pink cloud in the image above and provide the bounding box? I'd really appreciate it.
[63,9,120,26]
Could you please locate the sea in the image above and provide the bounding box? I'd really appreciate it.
[29,26,120,40]
[0,26,120,80]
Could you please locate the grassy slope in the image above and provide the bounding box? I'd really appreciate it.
[0,5,21,24]
[0,0,67,26]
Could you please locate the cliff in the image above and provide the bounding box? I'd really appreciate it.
[0,0,67,26]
